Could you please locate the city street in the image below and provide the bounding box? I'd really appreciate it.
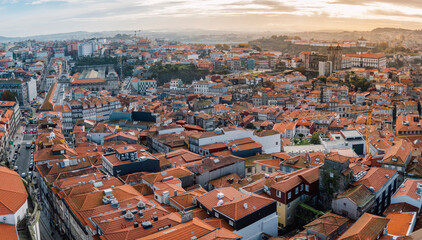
[14,124,36,175]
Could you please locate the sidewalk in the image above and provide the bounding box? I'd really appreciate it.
[8,124,24,164]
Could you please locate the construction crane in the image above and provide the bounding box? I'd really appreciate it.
[316,106,392,155]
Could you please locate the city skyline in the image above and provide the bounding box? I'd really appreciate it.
[1,0,422,37]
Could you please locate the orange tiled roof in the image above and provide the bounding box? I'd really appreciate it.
[352,167,397,193]
[0,167,28,215]
[304,212,349,237]
[213,193,274,220]
[339,213,389,240]
[386,212,415,237]
[0,223,17,240]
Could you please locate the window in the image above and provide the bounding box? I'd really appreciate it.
[288,192,291,199]
[268,168,273,173]
[229,220,233,226]
[276,190,281,198]
[329,172,334,178]
[287,213,291,219]
[261,166,266,172]
[295,187,299,194]
[287,203,291,208]
[343,202,346,206]
[215,212,219,218]
[305,185,309,192]
[300,184,304,191]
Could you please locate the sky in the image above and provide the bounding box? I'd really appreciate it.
[1,0,422,37]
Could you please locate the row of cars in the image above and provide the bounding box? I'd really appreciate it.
[24,128,37,135]
[21,148,34,179]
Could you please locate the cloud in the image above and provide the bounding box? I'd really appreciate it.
[330,0,422,8]
[370,9,422,19]
[1,0,422,36]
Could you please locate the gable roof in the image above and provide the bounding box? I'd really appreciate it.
[352,167,397,193]
[304,212,349,237]
[337,185,375,208]
[213,193,274,220]
[339,213,389,240]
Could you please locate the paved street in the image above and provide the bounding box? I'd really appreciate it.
[14,125,36,175]
[39,208,63,240]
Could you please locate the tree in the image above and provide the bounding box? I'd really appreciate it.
[237,43,251,48]
[215,44,230,51]
[310,132,321,144]
[1,90,17,101]
[298,133,304,139]
[245,122,256,129]
[318,76,327,84]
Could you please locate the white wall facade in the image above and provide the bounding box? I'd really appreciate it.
[234,212,278,240]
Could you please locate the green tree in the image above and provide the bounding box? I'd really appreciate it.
[1,90,17,101]
[245,122,256,129]
[318,76,327,84]
[310,132,321,144]
[147,63,210,86]
[215,44,230,51]
[237,43,251,48]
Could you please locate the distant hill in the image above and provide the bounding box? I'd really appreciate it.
[0,29,269,44]
[248,28,422,53]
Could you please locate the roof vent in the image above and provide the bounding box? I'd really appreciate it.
[369,186,375,192]
[141,221,153,229]
[243,203,248,209]
[124,211,134,221]
[137,200,146,210]
[111,199,119,208]
[102,197,110,205]
[139,211,143,217]
[265,174,269,178]
[213,158,220,163]
[134,222,139,228]
[161,176,174,182]
[385,174,389,179]
[217,199,224,206]
[152,216,158,221]
[217,192,224,199]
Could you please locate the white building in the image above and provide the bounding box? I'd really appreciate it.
[0,167,39,239]
[193,80,216,94]
[391,178,422,211]
[26,77,38,102]
[346,53,387,69]
[131,79,157,95]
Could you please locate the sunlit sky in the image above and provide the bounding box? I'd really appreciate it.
[1,0,422,37]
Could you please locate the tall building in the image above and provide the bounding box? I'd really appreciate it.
[327,45,343,71]
[0,79,28,105]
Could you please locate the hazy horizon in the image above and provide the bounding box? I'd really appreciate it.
[1,0,422,37]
